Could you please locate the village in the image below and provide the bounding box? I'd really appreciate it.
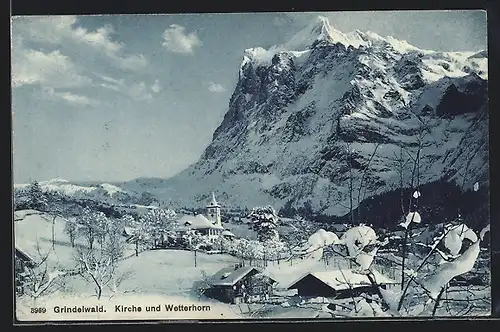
[13,186,491,319]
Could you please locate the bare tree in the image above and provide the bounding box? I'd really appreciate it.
[356,143,382,222]
[184,229,203,267]
[64,218,78,248]
[281,217,318,266]
[193,270,212,300]
[16,243,66,306]
[344,142,356,224]
[390,146,411,215]
[74,241,125,300]
[73,213,127,300]
[139,208,177,248]
[76,207,103,250]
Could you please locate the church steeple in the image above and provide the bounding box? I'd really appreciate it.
[206,192,221,226]
[209,191,219,207]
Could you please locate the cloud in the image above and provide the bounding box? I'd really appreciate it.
[12,46,92,89]
[162,24,202,54]
[207,81,226,93]
[57,92,100,107]
[96,74,157,101]
[99,75,124,86]
[11,36,99,107]
[13,16,148,72]
[41,87,100,107]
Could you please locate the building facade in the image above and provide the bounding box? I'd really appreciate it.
[205,265,276,304]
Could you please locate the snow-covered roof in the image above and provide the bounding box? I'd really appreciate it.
[123,226,136,236]
[221,230,236,237]
[178,214,224,230]
[15,246,37,264]
[14,210,75,269]
[287,269,397,291]
[209,266,274,287]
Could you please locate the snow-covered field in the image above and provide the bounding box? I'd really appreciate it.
[115,250,240,296]
[14,210,137,270]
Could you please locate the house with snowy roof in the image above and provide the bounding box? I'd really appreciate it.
[204,264,276,304]
[14,246,37,271]
[287,269,397,299]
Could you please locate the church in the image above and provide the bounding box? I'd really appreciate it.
[178,192,234,241]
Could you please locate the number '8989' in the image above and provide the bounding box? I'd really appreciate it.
[30,307,47,314]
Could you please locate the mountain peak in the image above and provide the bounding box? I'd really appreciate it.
[240,15,425,69]
[284,15,348,50]
[284,15,422,54]
[309,15,333,37]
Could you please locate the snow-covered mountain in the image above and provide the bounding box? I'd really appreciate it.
[122,16,488,219]
[14,178,132,202]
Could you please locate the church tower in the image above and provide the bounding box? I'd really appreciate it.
[206,192,221,227]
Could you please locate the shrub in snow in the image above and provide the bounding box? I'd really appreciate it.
[341,225,378,259]
[300,229,342,261]
[308,229,341,249]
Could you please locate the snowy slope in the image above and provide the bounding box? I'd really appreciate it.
[122,16,488,219]
[14,209,137,270]
[14,210,82,270]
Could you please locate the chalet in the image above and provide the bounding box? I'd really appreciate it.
[14,247,36,271]
[287,269,397,299]
[205,264,276,304]
[449,272,487,286]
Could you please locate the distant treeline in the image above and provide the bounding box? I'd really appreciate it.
[279,179,489,231]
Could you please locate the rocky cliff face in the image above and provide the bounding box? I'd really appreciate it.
[123,16,488,222]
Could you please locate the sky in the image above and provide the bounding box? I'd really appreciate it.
[11,10,487,184]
